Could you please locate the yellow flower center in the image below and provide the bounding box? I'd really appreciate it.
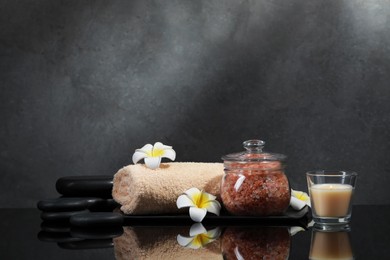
[192,234,211,247]
[295,191,309,202]
[193,192,210,209]
[146,148,165,157]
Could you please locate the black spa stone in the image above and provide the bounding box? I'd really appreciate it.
[41,210,89,222]
[37,197,103,212]
[56,175,113,198]
[70,212,124,228]
[40,221,71,233]
[37,231,83,243]
[88,198,120,212]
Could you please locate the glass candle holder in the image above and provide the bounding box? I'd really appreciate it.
[306,171,357,225]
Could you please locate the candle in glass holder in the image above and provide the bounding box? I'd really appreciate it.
[310,184,353,217]
[307,171,357,225]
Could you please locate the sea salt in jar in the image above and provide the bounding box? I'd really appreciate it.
[221,140,290,216]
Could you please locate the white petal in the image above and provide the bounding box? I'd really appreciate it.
[132,151,148,164]
[189,207,207,222]
[177,194,195,209]
[199,191,216,202]
[205,200,221,216]
[184,187,202,199]
[189,223,207,236]
[161,148,176,161]
[187,242,203,249]
[138,144,153,153]
[290,196,306,210]
[144,157,161,170]
[177,235,194,247]
[206,227,221,240]
[153,142,172,150]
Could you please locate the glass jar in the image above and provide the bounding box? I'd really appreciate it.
[221,140,290,216]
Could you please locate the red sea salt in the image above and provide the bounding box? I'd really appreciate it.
[221,140,290,216]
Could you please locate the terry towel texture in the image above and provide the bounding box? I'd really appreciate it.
[114,227,222,260]
[112,162,224,215]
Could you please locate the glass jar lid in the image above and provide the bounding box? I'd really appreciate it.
[222,139,286,162]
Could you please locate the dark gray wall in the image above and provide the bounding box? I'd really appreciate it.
[1,0,390,207]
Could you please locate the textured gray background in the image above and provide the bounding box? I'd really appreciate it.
[1,0,390,207]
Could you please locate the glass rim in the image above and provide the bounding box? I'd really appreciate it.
[306,170,357,177]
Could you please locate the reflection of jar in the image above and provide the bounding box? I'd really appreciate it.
[221,227,291,260]
[221,140,290,216]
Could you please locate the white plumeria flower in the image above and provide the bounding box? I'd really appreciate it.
[290,189,311,210]
[176,188,221,222]
[132,142,176,170]
[177,223,221,249]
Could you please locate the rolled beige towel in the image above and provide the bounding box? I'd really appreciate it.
[114,226,222,260]
[112,162,224,215]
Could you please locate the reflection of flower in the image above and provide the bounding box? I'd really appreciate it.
[132,142,176,170]
[176,188,221,222]
[177,223,221,249]
[290,189,311,210]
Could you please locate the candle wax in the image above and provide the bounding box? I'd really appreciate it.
[310,184,353,217]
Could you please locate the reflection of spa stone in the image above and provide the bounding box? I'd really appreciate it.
[70,212,124,228]
[70,226,123,239]
[58,239,114,250]
[37,230,84,243]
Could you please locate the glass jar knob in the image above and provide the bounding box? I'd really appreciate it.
[243,140,265,153]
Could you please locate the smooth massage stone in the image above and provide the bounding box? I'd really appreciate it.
[88,199,120,212]
[58,239,114,250]
[37,198,104,212]
[70,212,124,228]
[37,231,83,243]
[70,226,123,239]
[56,175,113,198]
[41,210,89,222]
[40,221,71,233]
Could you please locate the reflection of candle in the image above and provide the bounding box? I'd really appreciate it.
[310,184,353,217]
[309,231,353,260]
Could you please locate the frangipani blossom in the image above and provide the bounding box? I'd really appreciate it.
[132,142,176,170]
[290,189,311,210]
[176,188,221,222]
[177,223,221,249]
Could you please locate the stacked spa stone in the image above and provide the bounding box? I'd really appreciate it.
[37,176,124,249]
[38,175,118,221]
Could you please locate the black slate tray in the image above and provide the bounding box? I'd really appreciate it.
[121,206,311,227]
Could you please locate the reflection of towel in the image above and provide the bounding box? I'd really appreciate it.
[112,163,224,215]
[114,227,222,260]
